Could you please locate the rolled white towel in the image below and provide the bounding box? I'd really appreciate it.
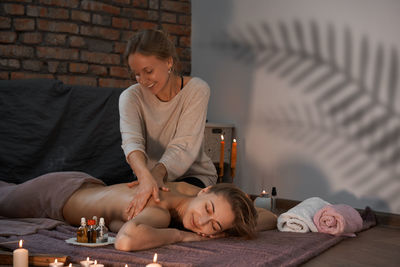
[277,197,330,233]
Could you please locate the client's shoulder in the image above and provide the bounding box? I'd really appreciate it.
[166,181,201,196]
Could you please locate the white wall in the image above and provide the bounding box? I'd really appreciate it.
[192,0,400,214]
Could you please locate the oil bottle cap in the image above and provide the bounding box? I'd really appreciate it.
[99,217,105,226]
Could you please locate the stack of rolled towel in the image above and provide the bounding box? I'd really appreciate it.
[277,197,364,237]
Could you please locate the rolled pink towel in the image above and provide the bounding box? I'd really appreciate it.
[313,204,363,237]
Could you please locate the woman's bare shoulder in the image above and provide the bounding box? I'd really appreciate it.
[166,181,201,196]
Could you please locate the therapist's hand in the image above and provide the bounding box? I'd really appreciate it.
[126,175,169,220]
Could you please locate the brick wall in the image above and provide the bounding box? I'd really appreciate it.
[0,0,191,88]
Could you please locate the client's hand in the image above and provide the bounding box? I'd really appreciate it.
[180,231,211,242]
[198,232,227,239]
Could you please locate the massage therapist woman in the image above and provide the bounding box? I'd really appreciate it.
[119,29,217,219]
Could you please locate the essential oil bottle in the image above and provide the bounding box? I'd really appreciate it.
[96,217,109,243]
[271,187,277,212]
[92,216,98,226]
[87,219,97,243]
[77,217,88,243]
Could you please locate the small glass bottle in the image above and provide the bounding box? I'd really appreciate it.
[271,187,277,212]
[92,216,98,227]
[87,219,97,243]
[96,217,109,243]
[76,217,88,243]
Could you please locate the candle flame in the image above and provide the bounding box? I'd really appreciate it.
[125,265,128,267]
[153,253,158,263]
[233,138,236,143]
[55,259,58,263]
[220,135,224,141]
[86,257,90,261]
[19,240,23,248]
[94,260,97,265]
[262,190,266,194]
[69,264,72,267]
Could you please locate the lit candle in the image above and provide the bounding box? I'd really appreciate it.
[146,253,162,267]
[254,190,272,210]
[13,240,28,267]
[219,135,225,180]
[80,257,94,267]
[230,138,237,178]
[49,259,64,267]
[89,260,104,267]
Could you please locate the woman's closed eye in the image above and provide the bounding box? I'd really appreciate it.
[205,202,222,232]
[212,221,220,232]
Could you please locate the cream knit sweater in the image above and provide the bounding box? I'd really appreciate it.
[119,77,217,186]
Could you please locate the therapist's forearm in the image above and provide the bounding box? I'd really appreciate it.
[150,163,167,185]
[127,151,167,185]
[127,151,151,181]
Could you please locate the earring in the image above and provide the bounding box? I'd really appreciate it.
[168,68,172,74]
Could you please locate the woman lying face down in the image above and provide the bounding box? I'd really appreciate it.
[63,179,271,251]
[110,183,262,251]
[0,172,277,251]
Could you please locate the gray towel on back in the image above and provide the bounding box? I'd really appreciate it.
[0,172,105,221]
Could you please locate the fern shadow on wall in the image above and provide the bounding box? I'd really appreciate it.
[214,20,400,207]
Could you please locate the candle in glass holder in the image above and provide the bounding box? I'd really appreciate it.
[49,259,64,267]
[230,138,237,178]
[80,257,94,267]
[146,253,162,267]
[219,135,225,179]
[13,240,28,267]
[254,190,272,210]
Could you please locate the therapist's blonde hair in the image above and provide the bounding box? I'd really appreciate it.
[124,29,180,75]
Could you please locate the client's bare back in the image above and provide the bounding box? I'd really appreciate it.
[62,181,200,227]
[63,183,133,226]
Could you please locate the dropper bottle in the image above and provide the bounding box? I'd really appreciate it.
[271,187,277,212]
[96,217,109,243]
[76,217,88,243]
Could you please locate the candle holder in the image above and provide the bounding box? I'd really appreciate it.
[254,190,272,210]
[214,162,233,183]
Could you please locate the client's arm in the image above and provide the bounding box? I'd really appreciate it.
[255,207,277,231]
[114,206,206,251]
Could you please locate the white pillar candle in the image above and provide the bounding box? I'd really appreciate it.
[80,257,94,267]
[89,260,104,267]
[49,259,64,267]
[13,240,28,267]
[146,253,162,267]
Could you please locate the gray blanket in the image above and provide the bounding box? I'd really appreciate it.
[0,222,345,267]
[0,207,376,266]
